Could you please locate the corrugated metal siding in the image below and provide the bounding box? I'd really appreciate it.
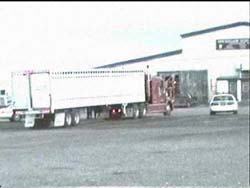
[158,70,208,103]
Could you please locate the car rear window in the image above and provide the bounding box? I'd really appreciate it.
[213,96,234,101]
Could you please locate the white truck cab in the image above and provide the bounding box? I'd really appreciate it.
[0,89,12,108]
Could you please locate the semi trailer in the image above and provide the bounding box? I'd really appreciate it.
[11,69,176,128]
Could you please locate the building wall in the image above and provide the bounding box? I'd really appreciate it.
[109,25,249,102]
[241,70,250,101]
[241,79,249,100]
[181,26,249,99]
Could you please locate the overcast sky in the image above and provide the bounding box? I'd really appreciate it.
[0,1,249,85]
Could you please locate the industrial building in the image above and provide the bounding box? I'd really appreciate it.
[96,22,250,103]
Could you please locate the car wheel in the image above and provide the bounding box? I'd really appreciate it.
[210,111,215,115]
[233,111,238,114]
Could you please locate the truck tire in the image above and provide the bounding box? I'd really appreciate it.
[138,103,146,118]
[133,104,139,119]
[9,112,21,122]
[64,112,72,127]
[72,111,80,126]
[163,103,171,116]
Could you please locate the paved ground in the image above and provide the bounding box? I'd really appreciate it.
[0,105,249,188]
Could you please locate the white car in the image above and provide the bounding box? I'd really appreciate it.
[209,94,238,115]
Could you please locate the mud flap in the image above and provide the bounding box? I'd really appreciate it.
[54,112,65,127]
[25,114,35,128]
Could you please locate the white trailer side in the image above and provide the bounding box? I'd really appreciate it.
[50,70,145,111]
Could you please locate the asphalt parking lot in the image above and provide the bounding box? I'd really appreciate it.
[0,105,249,188]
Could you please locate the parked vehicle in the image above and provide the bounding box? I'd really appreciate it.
[174,93,197,108]
[0,105,13,120]
[11,69,176,128]
[0,90,22,121]
[209,94,238,115]
[0,104,22,122]
[0,89,12,108]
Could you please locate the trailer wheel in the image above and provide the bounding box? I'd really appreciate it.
[133,104,139,119]
[139,103,146,118]
[72,111,80,126]
[210,111,215,115]
[65,112,72,127]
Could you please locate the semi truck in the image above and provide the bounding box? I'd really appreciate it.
[11,69,176,128]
